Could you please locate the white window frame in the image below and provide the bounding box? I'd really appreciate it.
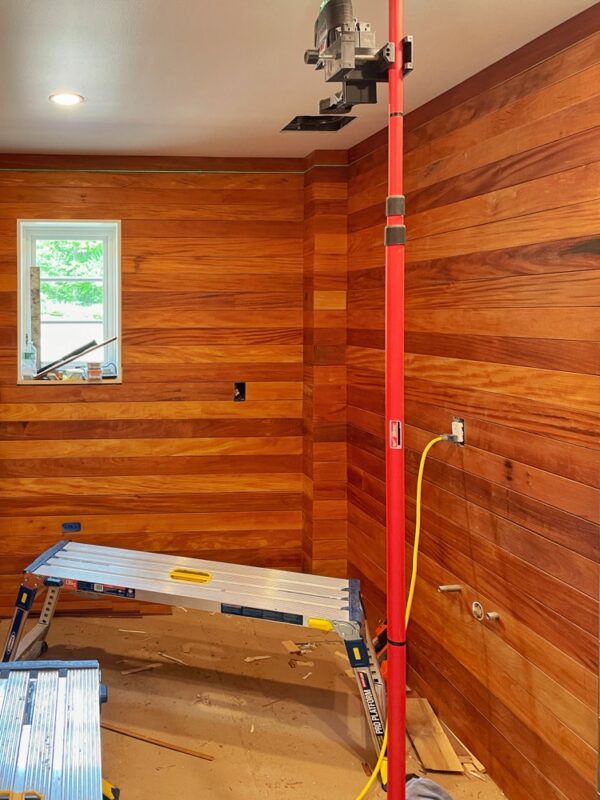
[18,220,121,383]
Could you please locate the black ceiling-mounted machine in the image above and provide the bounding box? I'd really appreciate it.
[303,0,412,116]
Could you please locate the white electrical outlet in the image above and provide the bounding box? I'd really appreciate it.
[451,417,465,445]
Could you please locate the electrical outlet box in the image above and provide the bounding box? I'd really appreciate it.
[451,417,465,445]
[62,522,81,533]
[233,382,246,402]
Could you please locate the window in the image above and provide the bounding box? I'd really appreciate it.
[18,221,121,382]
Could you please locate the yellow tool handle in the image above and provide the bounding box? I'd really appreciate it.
[169,567,212,585]
[0,792,45,800]
[102,778,120,800]
[308,617,333,632]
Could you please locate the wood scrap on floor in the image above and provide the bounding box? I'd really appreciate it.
[406,698,464,774]
[288,658,314,668]
[440,721,487,774]
[120,662,162,676]
[101,720,214,762]
[118,629,148,634]
[281,640,303,655]
[244,654,271,663]
[464,765,487,782]
[158,651,186,665]
[281,639,318,655]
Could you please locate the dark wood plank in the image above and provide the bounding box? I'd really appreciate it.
[406,331,600,375]
[0,153,304,172]
[405,235,600,287]
[405,9,600,140]
[409,127,600,215]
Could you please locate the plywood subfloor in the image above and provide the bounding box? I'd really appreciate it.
[0,610,506,799]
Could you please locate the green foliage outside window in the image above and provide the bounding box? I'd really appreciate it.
[37,239,104,319]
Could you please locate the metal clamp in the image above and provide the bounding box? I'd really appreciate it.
[386,195,405,217]
[402,35,414,74]
[384,225,406,246]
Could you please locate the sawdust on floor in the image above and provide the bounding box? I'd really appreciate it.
[0,609,506,799]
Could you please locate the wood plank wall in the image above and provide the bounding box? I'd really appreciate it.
[0,7,598,795]
[302,151,349,577]
[0,154,306,615]
[347,7,600,800]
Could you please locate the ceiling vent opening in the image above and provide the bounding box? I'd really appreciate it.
[282,115,355,132]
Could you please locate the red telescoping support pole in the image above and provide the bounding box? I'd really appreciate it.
[386,0,407,797]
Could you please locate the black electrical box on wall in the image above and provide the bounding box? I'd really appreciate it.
[234,382,246,402]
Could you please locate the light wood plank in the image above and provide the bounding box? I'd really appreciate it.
[0,400,303,421]
[405,698,464,773]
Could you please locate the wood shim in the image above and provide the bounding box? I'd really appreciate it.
[406,698,464,773]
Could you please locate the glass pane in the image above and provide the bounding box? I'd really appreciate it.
[41,322,105,364]
[41,280,104,322]
[36,239,104,279]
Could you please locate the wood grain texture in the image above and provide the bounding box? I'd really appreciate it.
[347,19,600,800]
[302,158,348,576]
[0,160,305,611]
[405,697,464,773]
[1,11,599,796]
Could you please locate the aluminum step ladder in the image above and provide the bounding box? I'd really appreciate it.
[0,659,104,800]
[1,541,386,758]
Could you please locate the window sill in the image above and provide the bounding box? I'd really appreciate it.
[17,376,122,386]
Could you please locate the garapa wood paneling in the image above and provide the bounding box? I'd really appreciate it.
[0,7,598,797]
[346,6,600,800]
[302,150,349,577]
[0,160,306,615]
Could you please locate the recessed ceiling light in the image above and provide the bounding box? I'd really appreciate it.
[49,92,85,106]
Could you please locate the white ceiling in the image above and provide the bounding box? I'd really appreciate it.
[0,0,594,158]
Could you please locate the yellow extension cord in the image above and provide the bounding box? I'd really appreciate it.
[353,435,445,800]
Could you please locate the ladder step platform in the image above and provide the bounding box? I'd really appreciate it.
[1,541,386,762]
[0,660,104,800]
[25,540,361,632]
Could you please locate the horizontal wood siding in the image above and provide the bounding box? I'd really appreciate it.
[0,163,305,615]
[347,8,600,800]
[302,152,349,577]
